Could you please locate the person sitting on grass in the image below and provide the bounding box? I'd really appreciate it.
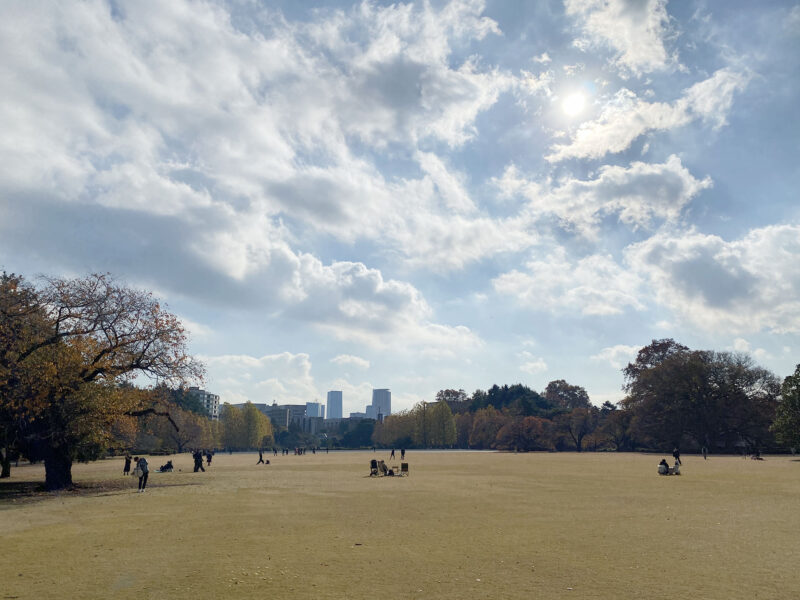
[658,459,669,475]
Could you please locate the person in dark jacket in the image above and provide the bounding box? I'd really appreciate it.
[123,454,132,476]
[193,450,205,472]
[136,457,149,492]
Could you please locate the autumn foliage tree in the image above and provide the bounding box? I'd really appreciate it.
[0,273,203,490]
[220,404,245,450]
[242,402,274,449]
[622,339,780,451]
[372,410,415,448]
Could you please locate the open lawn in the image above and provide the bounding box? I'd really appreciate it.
[2,451,799,599]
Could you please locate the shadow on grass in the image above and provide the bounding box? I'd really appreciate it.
[0,477,203,507]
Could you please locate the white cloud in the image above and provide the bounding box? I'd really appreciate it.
[787,6,800,34]
[269,256,484,353]
[516,69,554,99]
[0,0,510,356]
[562,63,585,75]
[496,155,710,238]
[330,354,371,369]
[731,338,770,361]
[178,316,214,340]
[591,345,640,369]
[565,0,676,75]
[0,0,516,280]
[416,151,476,214]
[519,351,548,374]
[626,224,800,334]
[203,352,320,405]
[546,69,749,162]
[732,338,751,353]
[493,247,644,316]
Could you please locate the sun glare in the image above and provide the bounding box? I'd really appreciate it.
[562,92,586,117]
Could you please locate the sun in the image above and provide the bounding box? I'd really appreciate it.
[562,92,586,117]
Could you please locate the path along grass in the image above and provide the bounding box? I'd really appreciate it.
[2,451,799,599]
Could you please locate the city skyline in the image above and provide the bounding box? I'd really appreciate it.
[1,1,798,415]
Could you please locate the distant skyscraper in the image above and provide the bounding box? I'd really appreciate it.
[306,401,325,419]
[327,391,343,419]
[371,388,391,419]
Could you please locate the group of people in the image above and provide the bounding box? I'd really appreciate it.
[122,449,212,492]
[658,448,682,475]
[389,448,406,460]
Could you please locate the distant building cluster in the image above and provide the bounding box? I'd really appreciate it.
[188,386,220,420]
[227,388,391,433]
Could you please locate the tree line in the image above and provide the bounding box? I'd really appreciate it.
[373,340,800,454]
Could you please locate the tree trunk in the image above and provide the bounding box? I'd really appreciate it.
[44,446,73,490]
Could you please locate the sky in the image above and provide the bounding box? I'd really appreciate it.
[1,0,799,416]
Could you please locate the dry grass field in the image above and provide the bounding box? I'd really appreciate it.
[2,450,799,599]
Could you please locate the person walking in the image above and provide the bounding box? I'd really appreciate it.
[205,450,213,465]
[193,449,205,472]
[400,448,405,460]
[672,447,681,466]
[123,454,132,476]
[257,449,264,464]
[701,445,708,460]
[390,449,395,460]
[136,456,149,492]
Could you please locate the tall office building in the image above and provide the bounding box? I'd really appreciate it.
[306,401,325,419]
[327,391,343,419]
[371,388,391,419]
